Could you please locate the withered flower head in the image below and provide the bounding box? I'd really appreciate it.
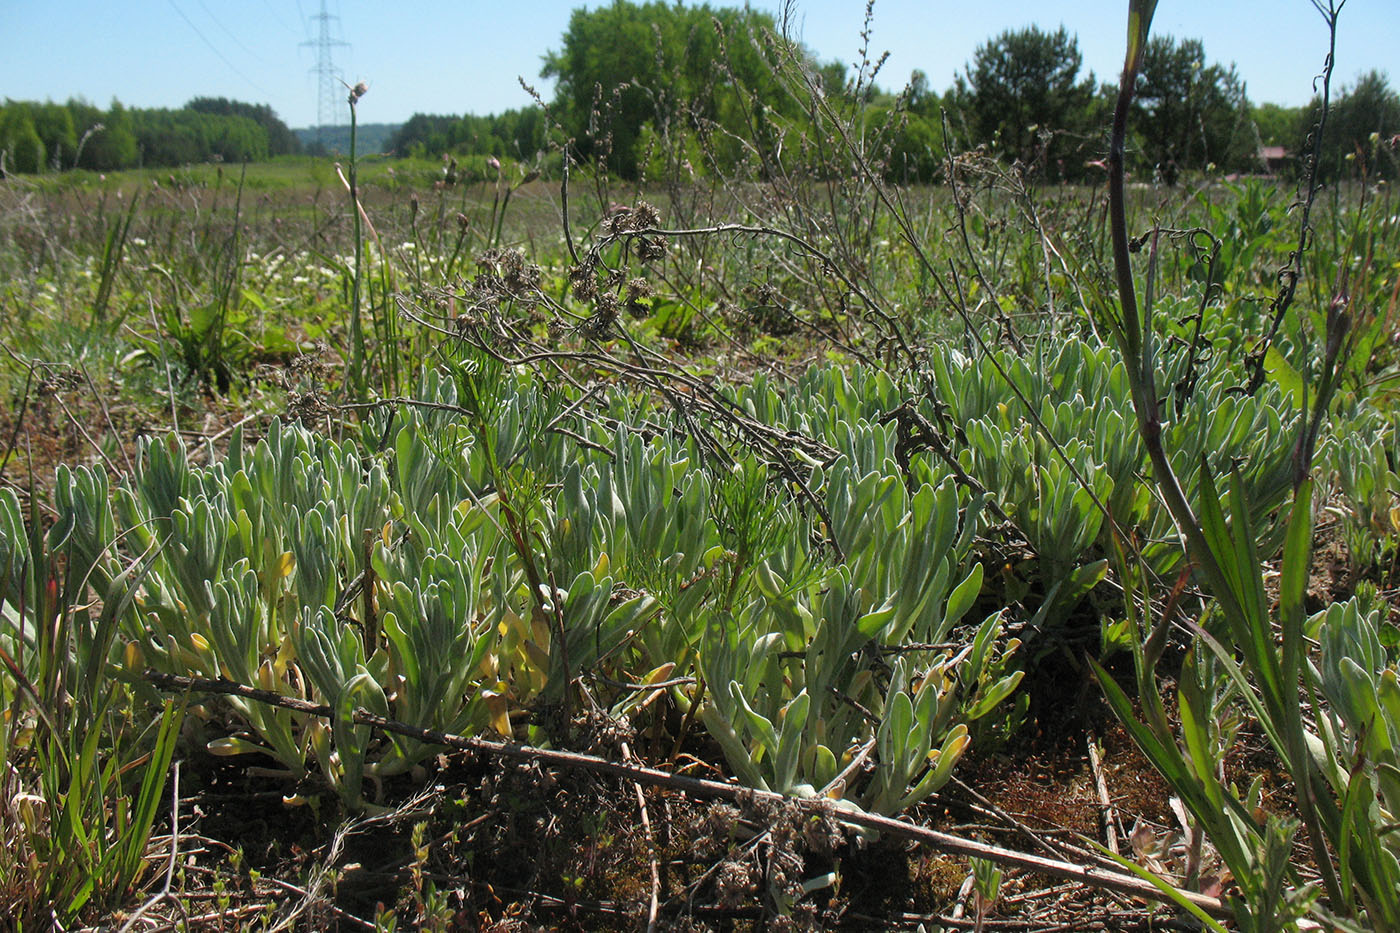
[569,255,600,302]
[475,247,541,295]
[636,235,667,263]
[581,292,619,338]
[631,201,661,230]
[625,277,653,319]
[603,206,633,236]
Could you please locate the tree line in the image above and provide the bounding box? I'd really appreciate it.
[5,1,1396,184]
[390,1,1398,185]
[0,97,301,175]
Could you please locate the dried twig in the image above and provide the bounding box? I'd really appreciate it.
[621,740,661,933]
[145,670,1231,918]
[1086,736,1119,856]
[116,760,182,933]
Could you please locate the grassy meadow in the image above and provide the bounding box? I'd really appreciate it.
[3,66,1400,932]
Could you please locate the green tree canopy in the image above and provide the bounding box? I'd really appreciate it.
[1252,102,1303,149]
[952,25,1099,181]
[0,97,287,173]
[1132,36,1253,182]
[0,104,46,174]
[386,107,547,162]
[79,100,139,171]
[1300,70,1400,180]
[31,102,77,169]
[540,0,795,179]
[187,97,302,156]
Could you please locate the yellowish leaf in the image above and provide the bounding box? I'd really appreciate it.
[643,663,676,684]
[483,690,512,737]
[524,639,552,676]
[207,736,266,757]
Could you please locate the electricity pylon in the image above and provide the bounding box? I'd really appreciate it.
[300,0,349,140]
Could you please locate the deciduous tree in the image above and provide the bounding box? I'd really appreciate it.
[1300,69,1400,180]
[1132,36,1252,183]
[952,25,1099,181]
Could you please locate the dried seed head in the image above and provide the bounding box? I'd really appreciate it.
[456,211,470,231]
[474,247,541,297]
[500,248,541,293]
[287,389,332,426]
[603,206,633,236]
[625,277,653,319]
[581,292,619,338]
[714,861,755,910]
[636,235,667,263]
[632,200,661,229]
[569,256,600,302]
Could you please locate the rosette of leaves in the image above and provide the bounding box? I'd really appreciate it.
[823,454,985,644]
[699,462,1020,813]
[1312,599,1400,875]
[700,570,1020,813]
[1329,413,1399,570]
[576,429,720,668]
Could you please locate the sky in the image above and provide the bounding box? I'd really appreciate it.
[2,0,1396,130]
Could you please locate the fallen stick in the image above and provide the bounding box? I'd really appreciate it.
[145,670,1229,919]
[1086,735,1120,856]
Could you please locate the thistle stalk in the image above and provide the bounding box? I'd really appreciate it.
[1104,0,1350,914]
[346,81,369,403]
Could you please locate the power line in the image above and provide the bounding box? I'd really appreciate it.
[166,0,273,98]
[193,0,270,61]
[256,0,301,37]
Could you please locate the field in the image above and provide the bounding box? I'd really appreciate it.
[2,91,1400,932]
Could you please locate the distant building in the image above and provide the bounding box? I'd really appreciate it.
[1258,145,1291,175]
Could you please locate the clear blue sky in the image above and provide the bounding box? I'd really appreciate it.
[2,1,1395,129]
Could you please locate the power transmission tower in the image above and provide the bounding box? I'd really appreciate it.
[300,0,349,141]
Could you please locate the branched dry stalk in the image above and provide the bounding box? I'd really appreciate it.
[396,293,850,561]
[115,761,182,933]
[144,669,1232,920]
[940,113,1026,351]
[1245,0,1347,393]
[590,221,908,367]
[765,29,1131,551]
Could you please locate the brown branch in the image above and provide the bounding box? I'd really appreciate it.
[145,670,1230,919]
[1086,736,1120,857]
[621,740,661,933]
